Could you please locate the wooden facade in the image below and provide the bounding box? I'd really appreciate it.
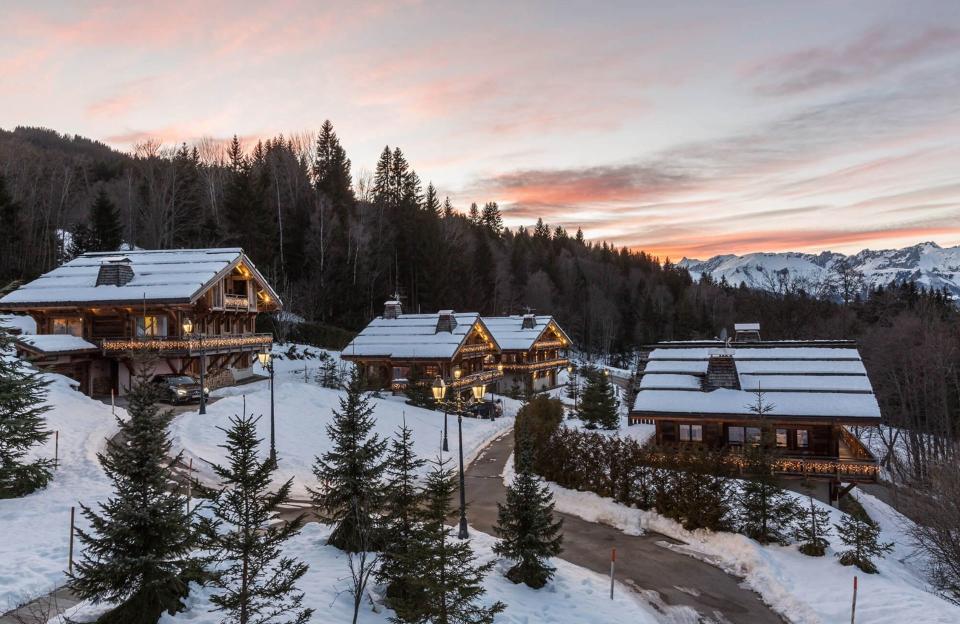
[1,249,280,396]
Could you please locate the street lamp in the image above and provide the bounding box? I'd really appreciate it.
[432,376,448,452]
[182,319,207,415]
[457,392,472,540]
[257,350,277,466]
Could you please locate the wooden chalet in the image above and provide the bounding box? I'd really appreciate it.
[629,324,880,491]
[341,301,503,400]
[481,314,571,393]
[0,248,281,396]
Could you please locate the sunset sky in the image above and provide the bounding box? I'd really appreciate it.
[2,0,959,259]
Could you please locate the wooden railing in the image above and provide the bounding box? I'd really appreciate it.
[498,357,570,373]
[100,333,273,353]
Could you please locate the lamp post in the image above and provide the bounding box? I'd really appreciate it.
[257,350,277,466]
[432,376,449,452]
[182,319,206,415]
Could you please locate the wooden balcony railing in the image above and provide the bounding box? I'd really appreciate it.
[498,357,570,373]
[391,368,504,393]
[100,333,273,354]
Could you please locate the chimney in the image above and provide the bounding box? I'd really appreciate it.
[734,322,761,343]
[95,256,134,287]
[436,310,458,333]
[521,313,537,330]
[706,348,740,390]
[383,299,402,319]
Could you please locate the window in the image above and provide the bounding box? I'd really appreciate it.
[776,429,788,448]
[52,317,83,337]
[679,424,703,442]
[796,429,809,448]
[746,427,762,445]
[728,426,745,444]
[136,316,168,338]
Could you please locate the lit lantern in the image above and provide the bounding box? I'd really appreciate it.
[257,350,272,368]
[182,318,194,335]
[472,384,485,401]
[432,376,447,402]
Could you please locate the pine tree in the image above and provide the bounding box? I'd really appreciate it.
[493,442,563,588]
[424,183,441,217]
[204,415,312,624]
[0,173,24,282]
[468,202,480,225]
[404,365,432,408]
[70,372,198,624]
[313,120,354,215]
[442,197,454,219]
[480,202,503,235]
[310,368,388,551]
[577,368,618,429]
[314,353,342,389]
[795,496,832,556]
[90,188,123,251]
[417,457,505,624]
[834,511,893,573]
[736,392,798,545]
[0,330,53,498]
[376,420,428,621]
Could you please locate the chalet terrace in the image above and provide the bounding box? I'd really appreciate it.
[341,302,571,398]
[0,248,280,395]
[629,324,881,491]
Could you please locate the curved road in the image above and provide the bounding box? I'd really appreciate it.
[461,431,784,624]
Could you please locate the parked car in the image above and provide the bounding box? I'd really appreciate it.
[468,399,502,420]
[150,374,209,404]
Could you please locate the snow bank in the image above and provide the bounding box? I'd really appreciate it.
[529,474,960,624]
[0,368,120,611]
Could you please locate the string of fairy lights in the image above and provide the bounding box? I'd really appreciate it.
[101,334,273,352]
[499,357,570,372]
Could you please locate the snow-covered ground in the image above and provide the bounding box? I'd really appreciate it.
[170,354,518,497]
[515,465,960,624]
[0,366,120,611]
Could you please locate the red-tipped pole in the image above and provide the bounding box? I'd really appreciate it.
[851,575,858,624]
[610,548,616,599]
[68,506,75,575]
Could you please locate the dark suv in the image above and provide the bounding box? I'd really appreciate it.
[150,375,209,404]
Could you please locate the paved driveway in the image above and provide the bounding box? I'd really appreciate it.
[460,431,784,624]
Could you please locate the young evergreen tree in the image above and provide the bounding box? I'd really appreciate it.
[834,511,893,573]
[480,202,503,236]
[795,496,832,556]
[403,365,432,408]
[493,442,563,588]
[442,197,454,219]
[417,457,505,624]
[68,221,95,259]
[424,183,441,217]
[314,353,342,389]
[204,414,312,624]
[577,368,618,430]
[376,419,428,621]
[89,187,123,251]
[736,392,798,545]
[70,372,198,624]
[310,368,388,551]
[0,330,53,498]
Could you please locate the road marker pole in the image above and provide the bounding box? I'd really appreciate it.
[610,548,616,599]
[851,575,858,624]
[68,506,75,575]
[54,430,59,470]
[111,389,115,416]
[186,457,193,514]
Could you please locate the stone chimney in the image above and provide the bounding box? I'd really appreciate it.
[436,310,457,333]
[705,348,740,390]
[95,256,134,287]
[734,322,761,343]
[383,299,402,319]
[521,313,537,330]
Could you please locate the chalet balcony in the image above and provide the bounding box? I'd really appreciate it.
[391,368,504,393]
[498,357,570,373]
[224,293,253,310]
[100,333,273,355]
[723,431,878,482]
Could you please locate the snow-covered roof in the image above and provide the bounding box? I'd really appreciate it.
[0,248,278,307]
[342,312,491,360]
[17,334,98,353]
[480,315,570,351]
[634,343,880,420]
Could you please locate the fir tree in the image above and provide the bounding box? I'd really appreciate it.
[310,368,388,551]
[204,414,312,624]
[736,391,798,545]
[794,496,832,556]
[403,365,432,408]
[0,173,24,283]
[467,202,480,225]
[417,457,505,624]
[577,367,618,429]
[493,442,563,588]
[424,183,441,217]
[314,353,342,389]
[67,221,95,259]
[834,511,893,573]
[480,202,503,235]
[313,119,354,215]
[442,197,454,219]
[377,419,428,621]
[0,329,53,498]
[70,372,198,624]
[89,187,123,251]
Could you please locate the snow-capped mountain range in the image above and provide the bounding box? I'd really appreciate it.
[679,242,960,298]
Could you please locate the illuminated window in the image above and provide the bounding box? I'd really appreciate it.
[679,424,703,442]
[136,316,168,337]
[51,317,83,337]
[776,429,788,447]
[797,430,809,448]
